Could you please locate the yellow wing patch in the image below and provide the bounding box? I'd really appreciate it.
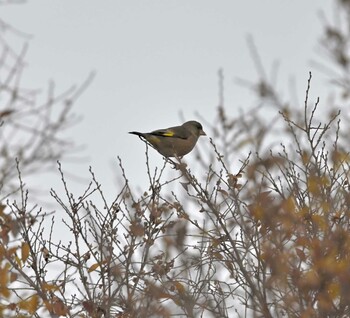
[161,131,174,137]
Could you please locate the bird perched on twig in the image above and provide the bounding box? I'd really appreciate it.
[129,121,206,158]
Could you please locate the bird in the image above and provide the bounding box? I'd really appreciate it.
[129,120,206,158]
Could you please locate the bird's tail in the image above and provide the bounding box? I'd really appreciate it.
[129,131,148,143]
[129,131,143,137]
[129,131,156,151]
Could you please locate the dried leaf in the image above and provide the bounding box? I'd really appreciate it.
[173,281,186,294]
[180,182,189,191]
[43,283,60,292]
[82,300,95,314]
[14,254,22,268]
[218,188,228,197]
[0,204,5,216]
[295,248,306,262]
[9,272,17,283]
[18,295,39,314]
[0,110,14,118]
[21,242,30,264]
[41,247,50,262]
[88,260,107,273]
[129,221,144,237]
[52,296,68,316]
[7,303,16,311]
[88,263,100,273]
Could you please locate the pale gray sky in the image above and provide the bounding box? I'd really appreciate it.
[2,0,333,200]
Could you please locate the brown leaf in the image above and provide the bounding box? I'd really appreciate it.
[0,109,14,118]
[218,188,228,197]
[21,242,30,264]
[42,283,60,292]
[9,272,17,283]
[88,260,107,273]
[18,295,39,314]
[173,281,186,294]
[7,303,16,311]
[41,247,50,262]
[295,248,306,262]
[52,296,69,316]
[129,221,144,237]
[180,182,189,191]
[88,263,100,273]
[82,300,95,314]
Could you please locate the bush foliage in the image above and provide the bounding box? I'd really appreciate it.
[1,1,350,317]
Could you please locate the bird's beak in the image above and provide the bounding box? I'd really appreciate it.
[200,130,206,136]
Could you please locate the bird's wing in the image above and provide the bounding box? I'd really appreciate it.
[150,127,190,139]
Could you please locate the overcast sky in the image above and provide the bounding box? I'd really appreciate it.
[2,0,334,202]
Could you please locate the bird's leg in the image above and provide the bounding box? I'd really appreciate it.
[167,155,187,171]
[164,157,177,167]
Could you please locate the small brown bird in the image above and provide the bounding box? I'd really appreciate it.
[129,120,206,158]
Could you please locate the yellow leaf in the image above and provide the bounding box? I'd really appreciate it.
[212,251,223,260]
[282,196,296,213]
[307,177,319,194]
[174,281,186,294]
[7,247,17,257]
[42,283,60,292]
[9,273,17,283]
[14,254,22,269]
[0,245,5,258]
[18,295,39,314]
[300,270,320,290]
[328,281,340,299]
[88,260,107,273]
[0,267,7,287]
[225,260,235,277]
[0,287,10,298]
[211,238,220,248]
[21,242,30,263]
[301,151,310,165]
[0,204,5,216]
[311,214,327,231]
[88,263,100,273]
